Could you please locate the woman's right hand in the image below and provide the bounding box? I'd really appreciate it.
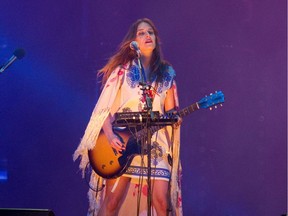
[102,114,125,153]
[108,134,125,153]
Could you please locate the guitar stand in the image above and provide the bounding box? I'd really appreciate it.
[134,55,174,216]
[130,107,174,216]
[138,71,155,216]
[144,113,153,216]
[114,112,175,216]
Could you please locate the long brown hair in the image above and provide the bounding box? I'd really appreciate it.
[98,18,170,88]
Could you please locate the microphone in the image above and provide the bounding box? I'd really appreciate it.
[129,41,141,57]
[0,48,26,73]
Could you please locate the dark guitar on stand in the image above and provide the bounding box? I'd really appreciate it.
[88,91,225,179]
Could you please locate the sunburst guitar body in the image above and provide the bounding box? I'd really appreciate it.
[88,130,142,179]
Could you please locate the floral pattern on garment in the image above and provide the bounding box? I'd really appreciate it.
[126,64,141,88]
[151,141,164,166]
[156,68,175,93]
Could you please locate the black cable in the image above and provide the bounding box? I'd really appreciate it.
[167,125,175,215]
[84,163,105,193]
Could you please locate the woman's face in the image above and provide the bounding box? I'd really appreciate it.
[135,22,156,54]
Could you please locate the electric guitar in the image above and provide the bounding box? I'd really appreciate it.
[88,91,225,179]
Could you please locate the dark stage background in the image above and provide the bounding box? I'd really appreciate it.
[0,1,287,216]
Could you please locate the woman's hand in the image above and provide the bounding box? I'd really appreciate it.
[102,114,125,154]
[173,115,183,129]
[108,134,125,153]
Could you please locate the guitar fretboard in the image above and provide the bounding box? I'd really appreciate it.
[178,103,199,118]
[134,102,199,140]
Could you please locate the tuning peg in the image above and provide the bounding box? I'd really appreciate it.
[209,107,213,111]
[214,106,217,109]
[220,104,223,107]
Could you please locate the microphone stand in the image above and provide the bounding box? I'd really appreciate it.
[136,56,154,216]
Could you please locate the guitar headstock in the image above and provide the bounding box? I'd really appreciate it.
[198,91,225,109]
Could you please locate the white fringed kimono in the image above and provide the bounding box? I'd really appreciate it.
[73,61,183,216]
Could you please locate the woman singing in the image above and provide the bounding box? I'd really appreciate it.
[74,18,183,216]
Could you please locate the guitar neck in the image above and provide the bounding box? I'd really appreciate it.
[134,102,200,140]
[178,102,200,118]
[134,125,163,140]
